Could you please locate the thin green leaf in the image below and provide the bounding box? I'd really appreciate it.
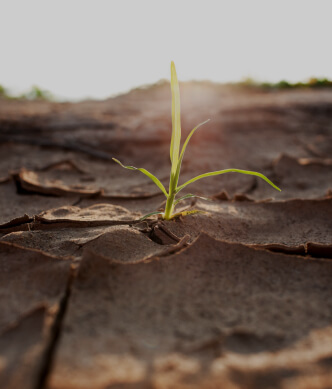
[140,211,164,221]
[174,193,212,206]
[174,119,210,183]
[176,169,281,194]
[170,61,181,176]
[112,158,168,197]
[170,209,208,219]
[180,210,208,217]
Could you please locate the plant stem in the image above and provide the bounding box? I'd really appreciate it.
[164,192,175,220]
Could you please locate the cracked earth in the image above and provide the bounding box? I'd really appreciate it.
[0,82,332,389]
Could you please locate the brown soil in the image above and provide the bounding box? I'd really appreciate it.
[0,82,332,389]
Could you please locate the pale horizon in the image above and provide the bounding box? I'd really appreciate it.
[1,0,332,101]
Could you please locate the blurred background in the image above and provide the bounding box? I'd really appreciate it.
[1,0,332,101]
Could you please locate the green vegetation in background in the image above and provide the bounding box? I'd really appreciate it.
[1,77,332,102]
[22,86,53,100]
[0,85,53,101]
[234,77,332,90]
[0,85,9,98]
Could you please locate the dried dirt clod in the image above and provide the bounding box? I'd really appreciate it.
[249,154,332,201]
[17,168,102,197]
[15,160,167,199]
[0,181,78,230]
[162,198,332,251]
[37,203,138,223]
[0,306,47,389]
[0,241,72,332]
[0,242,72,388]
[48,234,332,389]
[1,224,181,261]
[0,214,32,229]
[82,227,181,263]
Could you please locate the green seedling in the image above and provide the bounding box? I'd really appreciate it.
[113,62,281,220]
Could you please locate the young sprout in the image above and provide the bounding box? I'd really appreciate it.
[113,62,281,221]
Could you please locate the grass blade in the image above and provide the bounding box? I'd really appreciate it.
[170,209,208,219]
[112,158,168,197]
[174,193,211,206]
[174,119,210,181]
[140,211,164,221]
[176,169,281,194]
[170,61,181,176]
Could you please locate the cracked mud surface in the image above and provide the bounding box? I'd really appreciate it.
[0,83,332,388]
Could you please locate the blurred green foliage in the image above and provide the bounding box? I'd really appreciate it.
[21,86,53,100]
[0,85,53,100]
[1,77,332,101]
[235,77,332,90]
[0,84,8,98]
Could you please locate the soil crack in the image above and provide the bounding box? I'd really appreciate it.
[35,265,75,389]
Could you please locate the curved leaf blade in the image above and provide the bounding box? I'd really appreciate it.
[140,211,164,221]
[174,119,210,183]
[170,61,181,175]
[112,158,168,197]
[176,169,281,194]
[174,193,212,206]
[170,209,208,219]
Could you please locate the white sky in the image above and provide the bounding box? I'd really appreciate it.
[1,0,332,100]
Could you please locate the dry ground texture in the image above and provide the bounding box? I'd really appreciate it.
[0,82,332,389]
